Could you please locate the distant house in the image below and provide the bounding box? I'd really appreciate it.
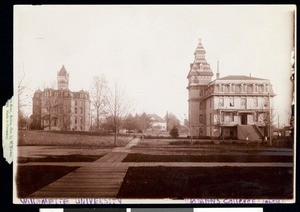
[187,39,275,141]
[149,114,167,131]
[31,65,91,131]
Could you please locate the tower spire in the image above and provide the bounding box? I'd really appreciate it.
[57,65,69,90]
[216,61,220,79]
[187,39,213,85]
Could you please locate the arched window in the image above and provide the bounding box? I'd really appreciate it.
[235,85,241,93]
[247,85,253,93]
[258,85,263,93]
[225,85,230,93]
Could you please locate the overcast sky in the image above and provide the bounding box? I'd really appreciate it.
[14,5,295,126]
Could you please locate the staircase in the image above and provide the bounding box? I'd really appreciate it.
[237,125,263,142]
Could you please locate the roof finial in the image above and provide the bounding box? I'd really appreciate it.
[216,61,220,79]
[198,38,202,42]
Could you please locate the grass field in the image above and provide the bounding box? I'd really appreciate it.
[118,166,293,199]
[18,130,133,147]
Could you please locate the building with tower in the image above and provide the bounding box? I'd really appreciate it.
[31,65,91,131]
[187,39,275,141]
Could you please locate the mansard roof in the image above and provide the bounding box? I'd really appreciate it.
[218,75,267,81]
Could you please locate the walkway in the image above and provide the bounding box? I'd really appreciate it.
[29,138,140,198]
[28,137,293,198]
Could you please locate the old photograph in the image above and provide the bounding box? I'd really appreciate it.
[14,5,295,203]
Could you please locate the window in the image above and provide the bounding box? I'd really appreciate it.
[75,108,77,114]
[75,100,77,106]
[253,84,257,92]
[225,85,229,93]
[199,128,203,136]
[264,98,269,108]
[253,98,258,108]
[199,102,203,110]
[266,85,269,92]
[229,97,234,107]
[219,98,224,107]
[75,117,77,124]
[229,113,234,122]
[80,107,83,114]
[220,84,224,92]
[247,85,253,93]
[243,85,247,92]
[241,98,246,108]
[199,115,203,123]
[80,116,83,124]
[210,113,213,124]
[236,85,241,93]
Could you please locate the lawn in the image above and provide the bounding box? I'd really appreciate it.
[18,154,102,163]
[16,165,79,198]
[122,153,293,163]
[117,166,293,199]
[18,130,133,147]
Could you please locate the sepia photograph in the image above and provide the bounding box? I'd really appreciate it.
[13,5,295,203]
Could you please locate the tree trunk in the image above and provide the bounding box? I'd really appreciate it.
[49,114,51,131]
[114,127,117,146]
[96,107,100,131]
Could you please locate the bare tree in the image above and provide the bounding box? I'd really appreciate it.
[105,81,131,146]
[256,95,276,145]
[41,89,64,130]
[90,75,108,131]
[137,112,152,139]
[123,114,138,133]
[18,71,31,129]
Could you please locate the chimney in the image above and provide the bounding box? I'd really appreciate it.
[216,61,220,79]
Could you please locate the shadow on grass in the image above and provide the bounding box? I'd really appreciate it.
[122,153,293,163]
[16,165,78,198]
[117,166,293,199]
[18,154,102,163]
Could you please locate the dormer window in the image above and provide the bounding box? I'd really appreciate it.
[200,63,204,71]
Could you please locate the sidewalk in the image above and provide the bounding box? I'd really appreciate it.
[29,138,141,198]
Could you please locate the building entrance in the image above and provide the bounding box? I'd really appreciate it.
[241,114,247,125]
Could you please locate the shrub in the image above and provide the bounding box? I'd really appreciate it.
[169,126,179,138]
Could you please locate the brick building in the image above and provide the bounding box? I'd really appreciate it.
[32,65,91,131]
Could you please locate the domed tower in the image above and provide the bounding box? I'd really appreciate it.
[57,65,69,90]
[187,39,214,137]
